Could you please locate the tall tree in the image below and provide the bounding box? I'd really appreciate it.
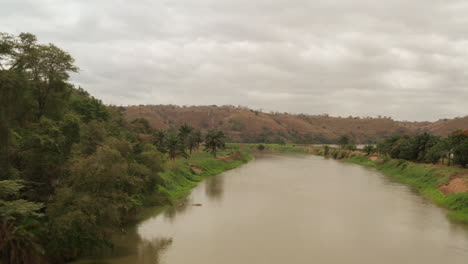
[0,32,78,120]
[337,135,350,149]
[204,130,226,157]
[0,180,44,263]
[177,124,193,151]
[165,132,188,160]
[153,130,167,153]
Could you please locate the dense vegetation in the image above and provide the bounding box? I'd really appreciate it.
[0,33,235,263]
[375,130,468,167]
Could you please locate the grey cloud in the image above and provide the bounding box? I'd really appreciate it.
[2,0,468,121]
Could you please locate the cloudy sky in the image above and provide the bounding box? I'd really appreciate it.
[2,0,468,121]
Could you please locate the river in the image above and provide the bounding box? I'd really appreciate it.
[75,154,468,264]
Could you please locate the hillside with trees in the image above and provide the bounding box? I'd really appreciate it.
[0,33,235,263]
[122,105,468,144]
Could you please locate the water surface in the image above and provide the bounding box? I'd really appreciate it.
[76,154,468,264]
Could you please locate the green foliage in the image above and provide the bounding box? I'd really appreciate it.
[0,180,44,263]
[70,89,109,122]
[323,145,330,156]
[452,138,468,168]
[0,32,173,262]
[376,130,467,167]
[204,130,226,157]
[79,120,107,155]
[187,130,202,154]
[157,151,251,203]
[165,132,188,160]
[363,144,374,155]
[448,130,468,167]
[338,135,350,148]
[131,118,152,133]
[153,130,167,153]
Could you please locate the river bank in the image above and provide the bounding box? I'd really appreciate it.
[157,150,252,204]
[133,149,252,222]
[232,143,468,224]
[74,153,468,264]
[72,149,252,263]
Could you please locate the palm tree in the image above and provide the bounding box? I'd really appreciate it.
[153,130,167,153]
[178,124,193,138]
[187,133,198,154]
[204,130,226,157]
[192,130,203,150]
[166,132,188,160]
[178,124,194,151]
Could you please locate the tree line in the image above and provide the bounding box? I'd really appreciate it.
[353,131,468,167]
[0,33,226,263]
[152,124,226,159]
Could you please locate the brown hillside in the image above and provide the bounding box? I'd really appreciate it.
[120,105,468,143]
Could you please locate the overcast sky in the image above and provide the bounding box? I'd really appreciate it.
[2,0,468,121]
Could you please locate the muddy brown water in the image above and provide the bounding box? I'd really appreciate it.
[74,154,468,264]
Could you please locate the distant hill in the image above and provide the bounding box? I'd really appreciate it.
[119,105,468,143]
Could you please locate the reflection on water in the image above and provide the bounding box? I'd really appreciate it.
[75,154,468,264]
[137,238,173,264]
[162,200,189,222]
[72,231,172,264]
[205,175,224,200]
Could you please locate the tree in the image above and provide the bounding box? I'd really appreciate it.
[453,139,468,168]
[178,124,193,151]
[1,33,78,119]
[165,132,188,160]
[80,120,107,155]
[204,130,226,157]
[47,146,139,259]
[70,89,109,122]
[178,124,193,138]
[153,130,167,153]
[449,130,468,167]
[338,135,350,149]
[0,180,44,264]
[377,136,401,156]
[424,139,449,164]
[363,144,374,155]
[191,130,203,150]
[323,145,330,156]
[187,133,199,154]
[131,118,152,133]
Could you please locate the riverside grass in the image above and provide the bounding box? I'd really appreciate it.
[130,149,252,224]
[157,149,252,204]
[231,143,468,224]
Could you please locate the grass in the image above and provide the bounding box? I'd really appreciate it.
[157,149,252,204]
